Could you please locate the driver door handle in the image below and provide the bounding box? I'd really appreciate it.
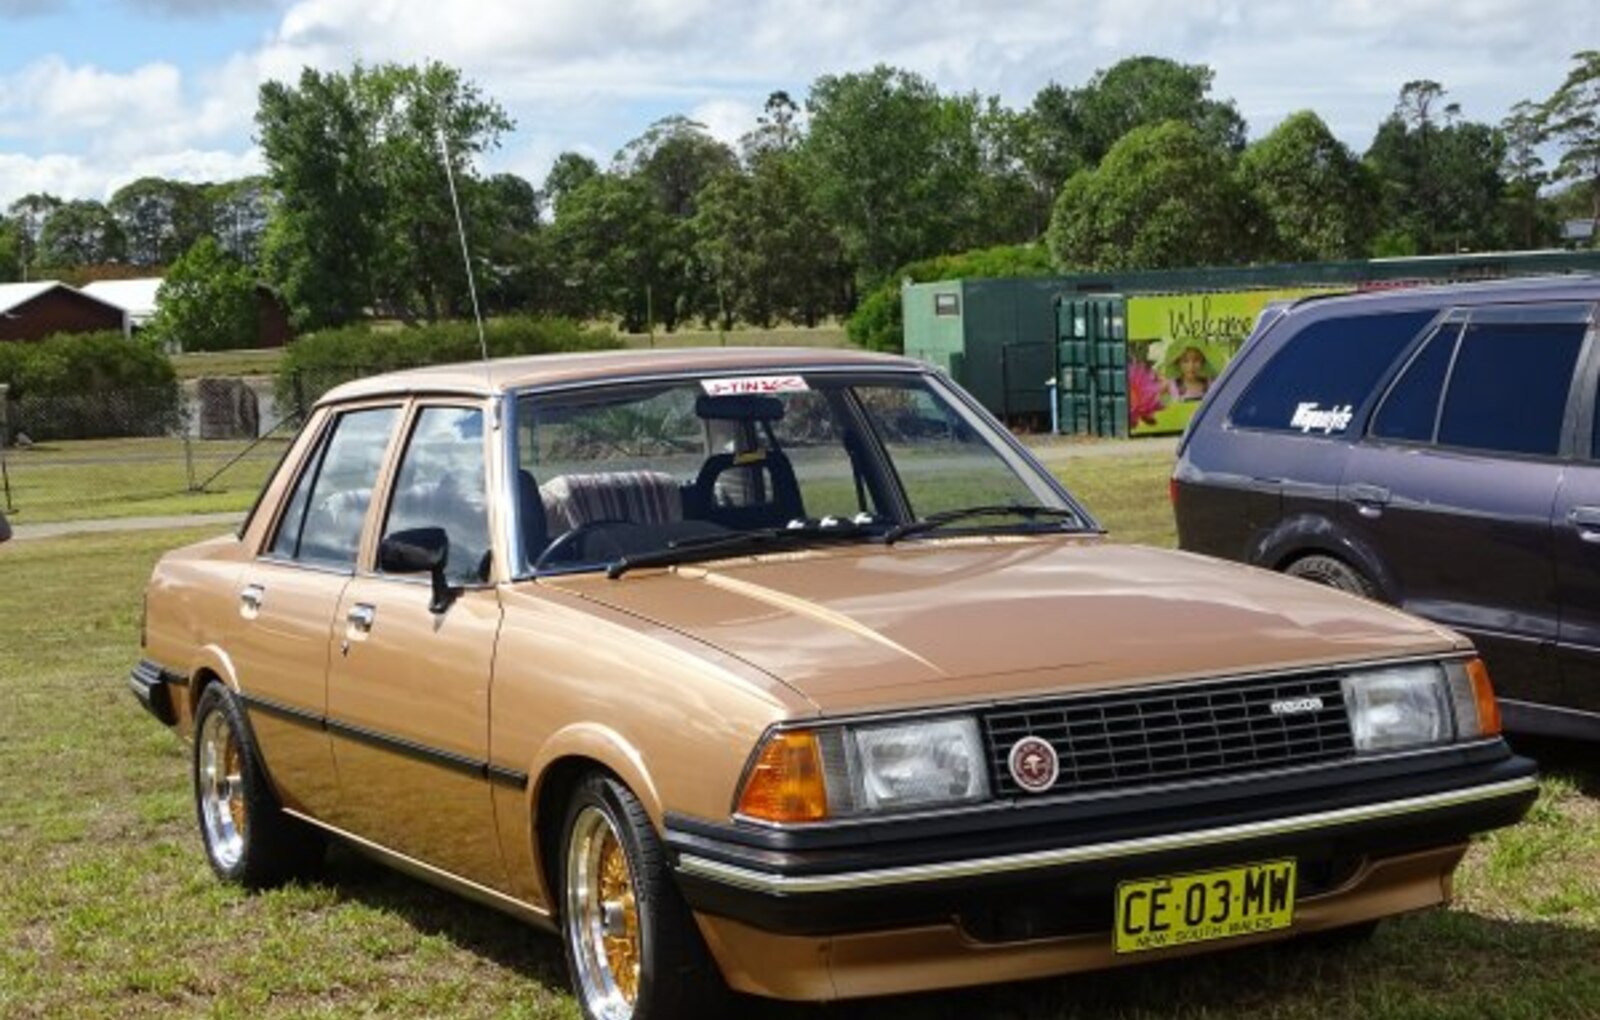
[347,603,377,633]
[1570,505,1600,542]
[239,584,265,616]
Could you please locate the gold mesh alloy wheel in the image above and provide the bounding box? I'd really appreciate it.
[197,709,248,869]
[566,804,642,1019]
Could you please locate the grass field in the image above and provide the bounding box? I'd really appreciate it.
[0,437,287,523]
[0,458,1597,1019]
[170,348,286,380]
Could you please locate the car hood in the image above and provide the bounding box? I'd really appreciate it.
[542,537,1466,715]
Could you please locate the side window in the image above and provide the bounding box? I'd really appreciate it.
[383,407,491,585]
[1370,322,1462,443]
[281,407,400,567]
[1230,310,1438,435]
[1436,320,1585,457]
[269,432,325,559]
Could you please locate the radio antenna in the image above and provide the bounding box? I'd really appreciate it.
[437,124,491,374]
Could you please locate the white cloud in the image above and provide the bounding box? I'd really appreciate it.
[5,0,1597,203]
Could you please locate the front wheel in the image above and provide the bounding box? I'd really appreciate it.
[192,683,323,888]
[1284,553,1376,599]
[560,773,727,1020]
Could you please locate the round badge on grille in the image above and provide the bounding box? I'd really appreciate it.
[1007,736,1059,793]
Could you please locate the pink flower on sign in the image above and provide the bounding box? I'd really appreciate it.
[1128,360,1167,429]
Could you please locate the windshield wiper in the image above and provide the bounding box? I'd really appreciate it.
[882,504,1081,544]
[607,517,878,579]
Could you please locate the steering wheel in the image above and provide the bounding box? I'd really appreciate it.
[533,519,633,571]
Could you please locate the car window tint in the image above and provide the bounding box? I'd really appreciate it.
[1370,322,1461,443]
[1230,310,1437,435]
[1437,321,1585,457]
[384,407,491,585]
[293,407,400,567]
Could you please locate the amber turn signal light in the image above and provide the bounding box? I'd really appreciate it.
[1466,657,1501,737]
[736,730,828,823]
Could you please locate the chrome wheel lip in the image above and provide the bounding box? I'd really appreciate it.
[198,709,246,871]
[566,804,639,1020]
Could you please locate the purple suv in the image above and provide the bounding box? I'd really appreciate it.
[1174,277,1600,740]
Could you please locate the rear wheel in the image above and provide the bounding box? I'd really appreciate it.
[560,773,727,1020]
[192,683,323,888]
[1284,554,1376,599]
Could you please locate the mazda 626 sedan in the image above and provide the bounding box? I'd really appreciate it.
[132,347,1537,1020]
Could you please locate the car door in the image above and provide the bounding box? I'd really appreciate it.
[325,401,508,890]
[1342,303,1590,707]
[229,404,403,819]
[1554,309,1600,714]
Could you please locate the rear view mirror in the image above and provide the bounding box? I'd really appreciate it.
[379,527,456,613]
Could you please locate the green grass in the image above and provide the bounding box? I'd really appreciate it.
[170,348,285,380]
[0,437,285,523]
[0,454,1597,1018]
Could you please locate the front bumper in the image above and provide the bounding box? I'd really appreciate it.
[666,743,1537,939]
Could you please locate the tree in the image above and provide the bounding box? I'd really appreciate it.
[801,65,984,291]
[0,220,21,282]
[39,199,124,266]
[205,177,273,265]
[7,193,61,278]
[741,90,804,162]
[1237,111,1374,261]
[543,152,600,213]
[146,236,258,352]
[109,177,210,266]
[1501,100,1549,249]
[615,116,737,219]
[548,173,686,331]
[693,149,847,329]
[1046,120,1254,271]
[1539,50,1600,233]
[257,61,512,328]
[1364,82,1506,254]
[1046,57,1246,174]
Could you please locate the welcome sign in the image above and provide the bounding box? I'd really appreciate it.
[1126,287,1340,436]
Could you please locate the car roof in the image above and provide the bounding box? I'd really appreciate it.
[317,345,926,405]
[1283,274,1600,319]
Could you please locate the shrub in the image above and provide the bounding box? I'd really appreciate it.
[846,244,1054,353]
[275,316,622,414]
[0,331,181,440]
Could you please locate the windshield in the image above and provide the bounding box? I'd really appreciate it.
[512,370,1081,575]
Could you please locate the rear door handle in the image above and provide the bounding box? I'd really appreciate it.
[1570,505,1600,542]
[347,603,377,633]
[1346,483,1391,519]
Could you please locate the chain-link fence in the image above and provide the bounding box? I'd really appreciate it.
[0,375,307,523]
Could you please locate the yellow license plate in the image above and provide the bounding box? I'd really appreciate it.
[1114,859,1296,954]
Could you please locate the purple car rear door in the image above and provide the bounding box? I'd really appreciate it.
[1553,307,1600,717]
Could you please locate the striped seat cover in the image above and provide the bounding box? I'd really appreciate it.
[540,471,684,533]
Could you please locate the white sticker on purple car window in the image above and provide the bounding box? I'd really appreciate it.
[1290,402,1354,435]
[700,375,809,396]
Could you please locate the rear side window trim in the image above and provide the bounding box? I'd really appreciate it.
[1223,308,1443,440]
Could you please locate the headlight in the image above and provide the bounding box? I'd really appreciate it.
[736,716,989,823]
[1342,658,1500,753]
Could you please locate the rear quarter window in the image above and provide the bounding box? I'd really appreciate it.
[1436,320,1586,457]
[1229,310,1438,436]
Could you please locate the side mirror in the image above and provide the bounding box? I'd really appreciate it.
[379,527,456,613]
[0,511,10,544]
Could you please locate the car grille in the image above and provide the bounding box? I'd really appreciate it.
[982,671,1354,798]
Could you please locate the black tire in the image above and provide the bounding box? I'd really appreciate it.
[559,772,729,1020]
[192,683,324,889]
[1284,554,1377,599]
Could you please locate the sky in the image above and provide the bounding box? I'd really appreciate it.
[0,0,1595,209]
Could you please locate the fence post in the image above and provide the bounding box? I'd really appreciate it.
[0,384,12,511]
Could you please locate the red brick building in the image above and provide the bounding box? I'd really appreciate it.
[0,282,128,343]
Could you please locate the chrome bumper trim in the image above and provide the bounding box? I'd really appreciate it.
[676,776,1538,896]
